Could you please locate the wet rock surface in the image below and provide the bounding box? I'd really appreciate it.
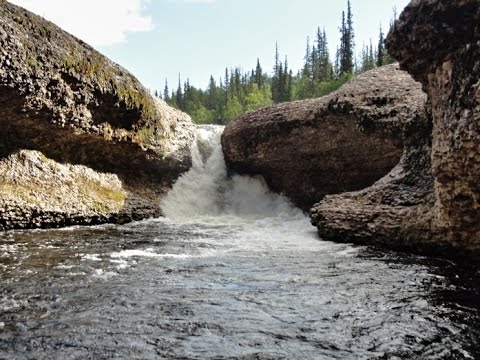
[312,0,480,258]
[222,64,424,210]
[0,1,195,229]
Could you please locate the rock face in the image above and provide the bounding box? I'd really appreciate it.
[222,64,425,210]
[0,1,195,229]
[312,0,480,258]
[310,109,435,252]
[0,150,126,230]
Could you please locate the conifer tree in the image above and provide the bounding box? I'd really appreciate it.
[276,62,284,102]
[163,79,169,102]
[377,25,385,67]
[207,76,217,110]
[334,46,341,77]
[311,44,319,84]
[255,58,264,88]
[369,40,375,69]
[274,42,280,74]
[315,27,323,81]
[224,68,229,90]
[282,57,289,102]
[272,42,281,103]
[317,28,331,82]
[287,69,293,101]
[339,0,355,74]
[302,37,312,79]
[176,74,183,111]
[346,0,355,71]
[339,10,347,73]
[160,0,397,124]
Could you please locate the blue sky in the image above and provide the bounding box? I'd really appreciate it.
[11,0,410,91]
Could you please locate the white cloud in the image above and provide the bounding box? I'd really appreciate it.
[9,0,154,47]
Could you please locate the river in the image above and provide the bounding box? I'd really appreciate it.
[1,126,479,359]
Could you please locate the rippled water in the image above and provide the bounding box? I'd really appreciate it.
[1,126,480,359]
[1,217,480,359]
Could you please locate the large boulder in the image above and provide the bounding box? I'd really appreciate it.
[310,109,435,252]
[222,64,425,210]
[312,0,480,258]
[0,1,195,229]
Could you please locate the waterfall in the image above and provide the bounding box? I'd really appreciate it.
[160,125,302,220]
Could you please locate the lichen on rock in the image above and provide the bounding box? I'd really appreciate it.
[0,150,127,230]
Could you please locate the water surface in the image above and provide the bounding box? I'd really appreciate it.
[1,126,479,359]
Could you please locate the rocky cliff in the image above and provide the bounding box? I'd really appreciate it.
[312,0,480,258]
[222,64,424,210]
[0,1,195,229]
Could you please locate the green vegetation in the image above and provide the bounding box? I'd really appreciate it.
[25,54,40,69]
[0,183,39,206]
[0,153,126,213]
[62,53,111,81]
[114,84,156,120]
[62,53,157,122]
[157,0,398,125]
[78,177,126,212]
[135,126,156,144]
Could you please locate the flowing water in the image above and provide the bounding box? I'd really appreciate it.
[1,126,479,359]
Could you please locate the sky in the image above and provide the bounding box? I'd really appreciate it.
[10,0,410,91]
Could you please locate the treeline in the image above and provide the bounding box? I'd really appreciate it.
[154,1,397,124]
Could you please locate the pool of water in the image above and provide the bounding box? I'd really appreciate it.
[0,215,479,359]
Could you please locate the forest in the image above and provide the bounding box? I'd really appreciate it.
[154,1,397,124]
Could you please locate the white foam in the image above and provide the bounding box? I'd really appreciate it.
[0,297,28,311]
[56,264,74,270]
[110,248,191,260]
[160,125,303,221]
[110,258,131,270]
[82,254,102,261]
[92,268,118,279]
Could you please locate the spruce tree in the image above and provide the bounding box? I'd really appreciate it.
[207,75,217,110]
[274,42,280,74]
[369,40,375,69]
[377,25,385,67]
[347,0,355,71]
[317,28,331,82]
[287,69,293,101]
[334,46,341,77]
[224,68,229,90]
[339,0,355,74]
[339,10,347,74]
[311,44,319,85]
[276,62,284,102]
[163,79,169,102]
[282,57,289,102]
[176,74,183,111]
[302,36,312,79]
[272,42,281,103]
[255,58,264,88]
